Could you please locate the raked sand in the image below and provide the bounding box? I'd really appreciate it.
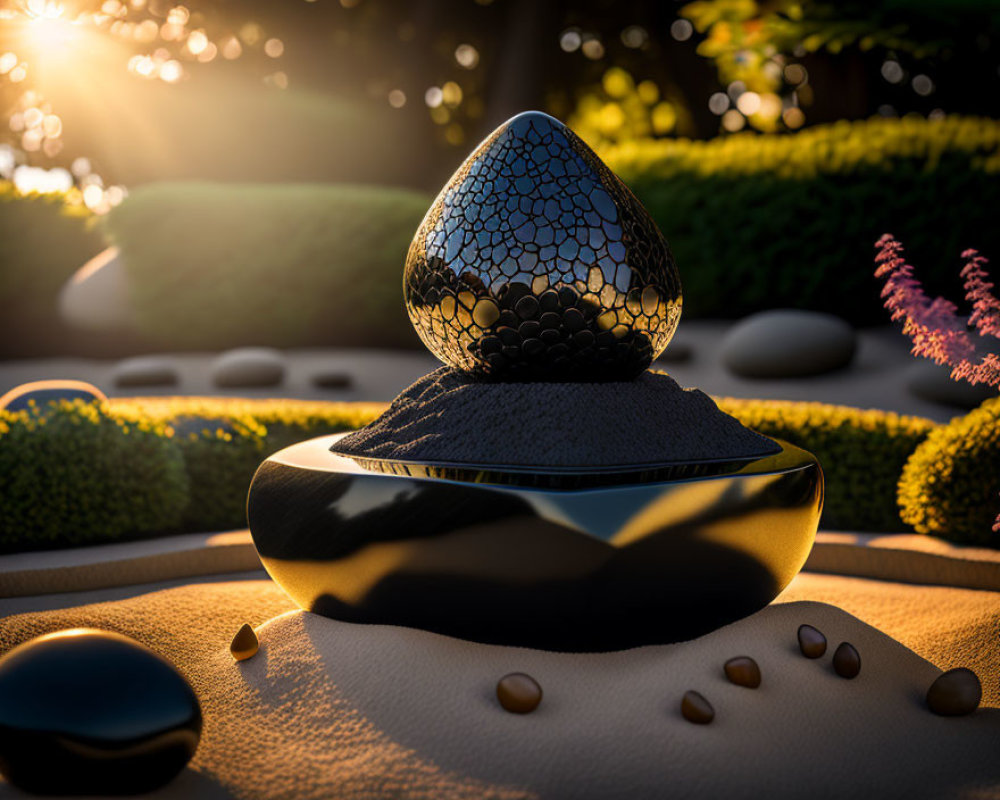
[0,574,997,800]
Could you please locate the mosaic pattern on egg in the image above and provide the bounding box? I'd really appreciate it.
[404,111,682,381]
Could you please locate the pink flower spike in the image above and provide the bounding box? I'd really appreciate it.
[873,235,995,388]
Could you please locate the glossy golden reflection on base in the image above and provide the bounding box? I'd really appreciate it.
[248,433,823,651]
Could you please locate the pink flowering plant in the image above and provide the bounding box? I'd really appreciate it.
[875,234,1000,536]
[875,234,1000,387]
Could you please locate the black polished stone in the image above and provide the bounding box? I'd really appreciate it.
[404,111,681,381]
[248,433,822,651]
[0,628,201,795]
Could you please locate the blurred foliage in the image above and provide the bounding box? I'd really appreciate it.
[104,181,431,350]
[719,397,935,533]
[0,182,105,357]
[113,396,383,531]
[680,0,1000,129]
[569,66,695,147]
[898,396,1000,546]
[0,399,189,550]
[604,115,1000,322]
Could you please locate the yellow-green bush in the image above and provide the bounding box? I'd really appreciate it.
[0,400,189,550]
[110,397,384,531]
[602,116,1000,323]
[718,398,937,532]
[898,397,1000,546]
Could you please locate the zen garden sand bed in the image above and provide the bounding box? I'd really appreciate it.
[0,578,997,799]
[1,527,998,798]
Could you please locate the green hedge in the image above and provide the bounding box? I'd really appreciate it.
[0,400,188,550]
[111,397,384,532]
[898,397,1000,546]
[0,184,105,358]
[603,116,1000,323]
[717,397,936,532]
[104,182,431,351]
[0,395,968,550]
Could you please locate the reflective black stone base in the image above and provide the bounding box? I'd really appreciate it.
[248,434,823,651]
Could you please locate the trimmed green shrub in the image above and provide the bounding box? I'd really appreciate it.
[0,400,189,550]
[104,182,432,350]
[0,394,951,547]
[898,397,1000,546]
[110,397,384,531]
[603,116,1000,323]
[0,183,105,357]
[717,397,937,532]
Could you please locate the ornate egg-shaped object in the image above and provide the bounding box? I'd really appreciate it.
[404,111,681,381]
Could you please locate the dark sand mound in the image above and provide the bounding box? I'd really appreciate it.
[332,368,779,469]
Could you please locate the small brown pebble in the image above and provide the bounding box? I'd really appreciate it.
[680,691,715,724]
[798,624,827,659]
[230,623,259,662]
[724,656,761,688]
[496,673,542,714]
[926,668,982,716]
[832,642,861,679]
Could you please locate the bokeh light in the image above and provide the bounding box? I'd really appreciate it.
[424,86,443,108]
[559,29,581,53]
[736,91,761,116]
[581,38,604,60]
[881,60,904,83]
[912,74,934,96]
[670,19,693,42]
[621,25,647,49]
[722,109,745,132]
[454,43,479,69]
[708,92,729,115]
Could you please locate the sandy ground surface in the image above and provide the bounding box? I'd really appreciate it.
[0,574,997,800]
[1,323,990,422]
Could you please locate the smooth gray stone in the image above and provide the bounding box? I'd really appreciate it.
[311,370,353,389]
[112,356,179,387]
[58,247,138,331]
[654,339,693,364]
[721,310,857,379]
[210,348,285,388]
[905,360,998,410]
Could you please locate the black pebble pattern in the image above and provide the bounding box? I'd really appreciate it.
[404,111,682,381]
